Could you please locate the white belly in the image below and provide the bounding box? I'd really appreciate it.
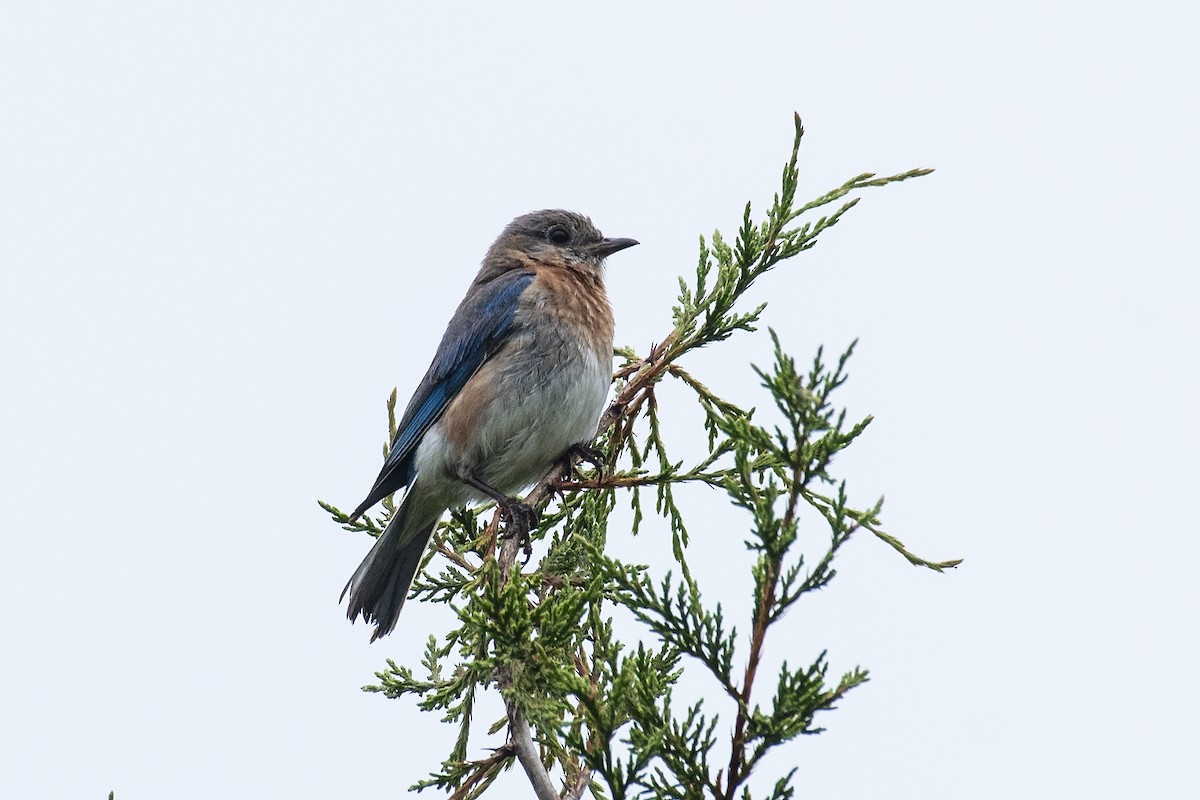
[413,339,610,503]
[475,341,609,493]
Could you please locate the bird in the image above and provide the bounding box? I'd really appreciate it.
[342,209,638,641]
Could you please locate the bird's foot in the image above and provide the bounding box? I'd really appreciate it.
[499,499,538,562]
[567,443,606,479]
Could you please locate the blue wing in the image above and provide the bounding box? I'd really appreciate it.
[350,269,535,520]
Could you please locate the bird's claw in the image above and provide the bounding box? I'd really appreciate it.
[567,443,606,479]
[499,500,537,561]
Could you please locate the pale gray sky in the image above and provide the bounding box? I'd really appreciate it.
[2,2,1197,798]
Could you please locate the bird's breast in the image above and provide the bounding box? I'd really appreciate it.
[524,266,615,357]
[418,265,615,499]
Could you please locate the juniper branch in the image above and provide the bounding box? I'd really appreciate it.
[321,113,955,800]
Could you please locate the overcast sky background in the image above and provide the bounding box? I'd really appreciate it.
[2,2,1197,798]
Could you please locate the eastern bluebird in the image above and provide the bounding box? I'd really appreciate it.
[342,210,638,640]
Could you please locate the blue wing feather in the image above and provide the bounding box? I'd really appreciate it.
[349,270,535,519]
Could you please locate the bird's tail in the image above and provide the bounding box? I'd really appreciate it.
[341,495,441,641]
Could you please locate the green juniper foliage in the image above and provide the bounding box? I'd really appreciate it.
[321,114,958,800]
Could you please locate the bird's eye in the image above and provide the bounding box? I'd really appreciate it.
[547,226,570,245]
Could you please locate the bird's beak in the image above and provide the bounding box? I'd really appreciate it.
[587,237,640,259]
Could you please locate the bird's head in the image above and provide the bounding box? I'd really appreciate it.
[484,209,638,279]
